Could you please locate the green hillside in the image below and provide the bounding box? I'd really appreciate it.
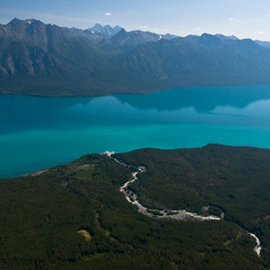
[1,145,270,269]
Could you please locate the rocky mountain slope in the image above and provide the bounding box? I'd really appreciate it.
[1,19,270,96]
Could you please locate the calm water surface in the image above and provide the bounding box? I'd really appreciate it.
[1,84,270,178]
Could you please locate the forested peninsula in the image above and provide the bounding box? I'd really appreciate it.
[1,144,270,269]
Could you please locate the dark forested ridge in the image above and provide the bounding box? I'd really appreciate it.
[1,19,270,96]
[1,144,270,269]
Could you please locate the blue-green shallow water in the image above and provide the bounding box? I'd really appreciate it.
[1,84,270,179]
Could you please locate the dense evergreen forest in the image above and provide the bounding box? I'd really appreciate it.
[1,144,270,269]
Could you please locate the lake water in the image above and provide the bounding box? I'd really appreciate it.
[1,84,270,179]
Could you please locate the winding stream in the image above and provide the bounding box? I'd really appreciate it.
[249,233,262,257]
[103,151,262,256]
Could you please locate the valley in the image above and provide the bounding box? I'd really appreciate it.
[1,14,270,270]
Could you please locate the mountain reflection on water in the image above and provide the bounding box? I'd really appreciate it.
[1,84,270,135]
[115,84,270,112]
[71,84,270,126]
[1,84,270,178]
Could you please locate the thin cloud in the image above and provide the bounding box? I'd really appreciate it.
[191,28,202,32]
[229,18,239,22]
[139,26,148,29]
[257,31,269,35]
[105,13,111,16]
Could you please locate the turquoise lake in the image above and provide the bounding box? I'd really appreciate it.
[1,84,270,179]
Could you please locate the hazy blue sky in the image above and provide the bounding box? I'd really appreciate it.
[1,0,270,40]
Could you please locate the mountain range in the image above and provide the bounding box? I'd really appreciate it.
[1,18,270,96]
[87,23,122,38]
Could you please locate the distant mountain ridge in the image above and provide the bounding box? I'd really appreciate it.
[87,23,122,37]
[1,18,270,96]
[255,40,270,49]
[98,28,176,53]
